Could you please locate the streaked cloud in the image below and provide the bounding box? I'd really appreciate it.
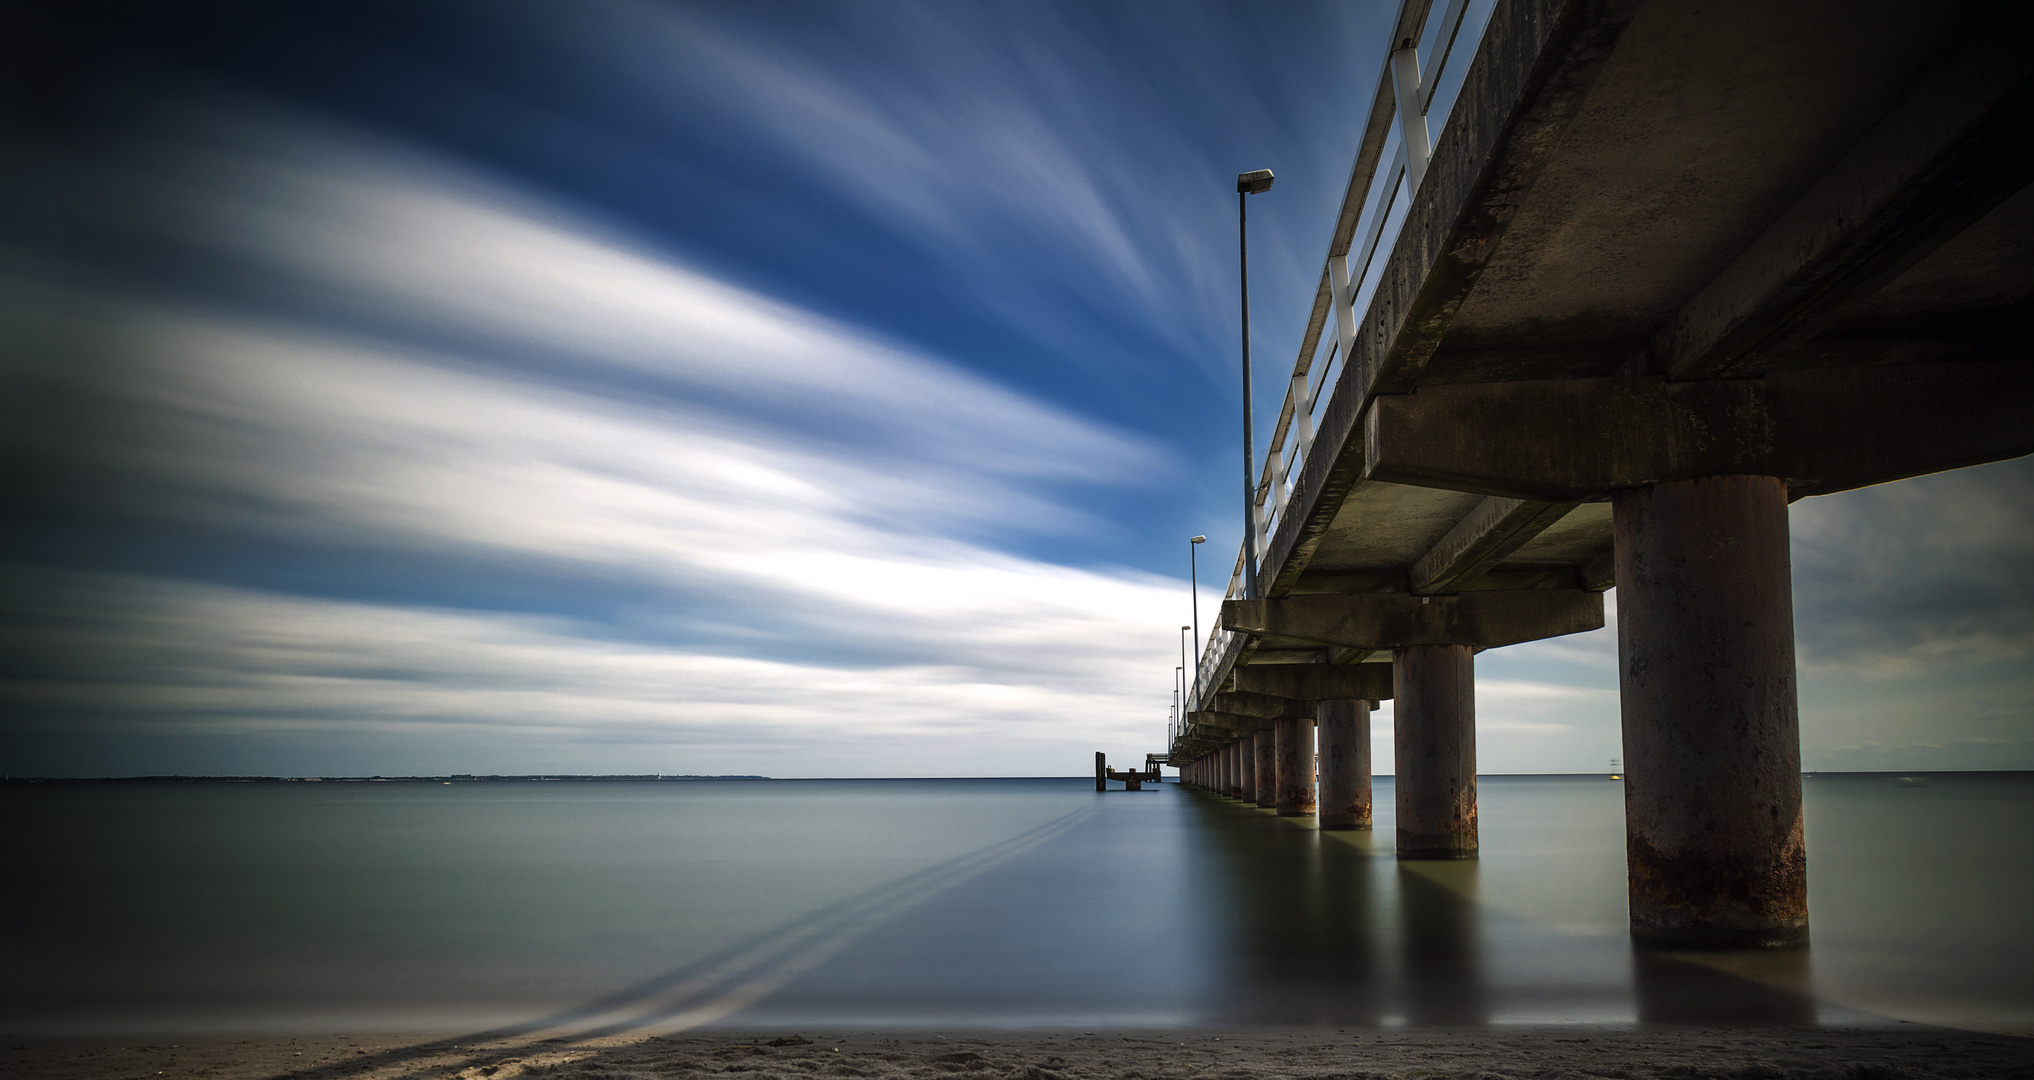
[1,101,1186,776]
[2,567,1169,777]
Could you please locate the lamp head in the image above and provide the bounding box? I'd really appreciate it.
[1190,535,1207,544]
[1236,169,1275,195]
[1182,625,1192,632]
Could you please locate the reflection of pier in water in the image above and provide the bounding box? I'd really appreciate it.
[1173,0,2033,953]
[1186,789,1823,1027]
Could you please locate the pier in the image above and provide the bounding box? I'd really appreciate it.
[1172,0,2032,948]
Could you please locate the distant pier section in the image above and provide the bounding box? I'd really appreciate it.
[1095,752,1162,791]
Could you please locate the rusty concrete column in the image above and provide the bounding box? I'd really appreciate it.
[1095,751,1107,792]
[1222,741,1236,797]
[1317,698,1374,830]
[1393,644,1477,858]
[1273,715,1316,816]
[1238,732,1257,804]
[1253,730,1276,808]
[1615,474,1807,949]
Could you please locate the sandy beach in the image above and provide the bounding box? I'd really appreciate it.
[9,1026,2032,1080]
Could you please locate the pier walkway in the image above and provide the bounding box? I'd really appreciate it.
[1171,0,2032,947]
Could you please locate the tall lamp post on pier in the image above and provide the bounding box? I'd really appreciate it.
[1188,534,1206,707]
[1236,168,1274,600]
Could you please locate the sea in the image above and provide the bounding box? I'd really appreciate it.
[4,774,2031,1036]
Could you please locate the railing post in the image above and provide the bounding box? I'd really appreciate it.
[1329,253,1359,353]
[1391,44,1430,193]
[1289,374,1315,464]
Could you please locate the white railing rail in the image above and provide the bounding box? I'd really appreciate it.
[1182,0,1496,746]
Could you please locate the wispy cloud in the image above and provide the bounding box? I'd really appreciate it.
[520,0,1382,385]
[2,567,1167,776]
[1,101,1189,775]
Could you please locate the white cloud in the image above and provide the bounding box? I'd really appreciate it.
[134,104,1160,489]
[0,103,1192,776]
[2,567,1167,777]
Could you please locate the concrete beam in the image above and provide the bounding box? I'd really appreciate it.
[1363,363,2034,502]
[1185,710,1269,733]
[1654,4,2034,380]
[1223,590,1602,651]
[1228,663,1396,702]
[1409,496,1580,594]
[1210,691,1321,721]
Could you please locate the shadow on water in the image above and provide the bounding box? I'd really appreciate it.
[1633,948,1819,1025]
[1397,861,1488,1026]
[1182,786,1824,1030]
[1183,789,1490,1027]
[1184,789,1393,1025]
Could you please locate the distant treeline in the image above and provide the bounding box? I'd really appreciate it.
[1,774,772,784]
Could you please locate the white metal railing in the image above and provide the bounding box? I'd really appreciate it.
[1180,0,1497,747]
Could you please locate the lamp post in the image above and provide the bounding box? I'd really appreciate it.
[1189,535,1206,701]
[1174,665,1184,733]
[1236,168,1274,600]
[1179,625,1192,717]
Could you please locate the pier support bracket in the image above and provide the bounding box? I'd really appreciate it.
[1223,590,1602,650]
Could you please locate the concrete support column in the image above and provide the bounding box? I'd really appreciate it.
[1253,730,1276,808]
[1273,716,1316,817]
[1223,742,1237,797]
[1393,644,1477,858]
[1317,698,1374,830]
[1238,733,1257,804]
[1614,474,1807,948]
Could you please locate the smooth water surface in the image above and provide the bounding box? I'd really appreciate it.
[4,775,2030,1035]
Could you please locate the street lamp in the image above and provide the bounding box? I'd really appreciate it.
[1237,168,1274,601]
[1189,535,1206,698]
[1179,625,1192,718]
[1174,665,1184,729]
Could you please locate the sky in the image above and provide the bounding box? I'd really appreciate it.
[2,0,2029,778]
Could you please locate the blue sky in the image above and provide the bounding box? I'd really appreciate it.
[3,0,2028,777]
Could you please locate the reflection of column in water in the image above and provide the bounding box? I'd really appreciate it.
[1395,861,1489,1026]
[1187,798,1386,1025]
[1631,947,1816,1024]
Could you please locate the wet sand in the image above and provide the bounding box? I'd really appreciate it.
[8,1026,2031,1080]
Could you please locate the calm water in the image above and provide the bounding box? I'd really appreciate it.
[4,775,2031,1035]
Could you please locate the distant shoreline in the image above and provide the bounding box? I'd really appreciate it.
[4,770,2029,785]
